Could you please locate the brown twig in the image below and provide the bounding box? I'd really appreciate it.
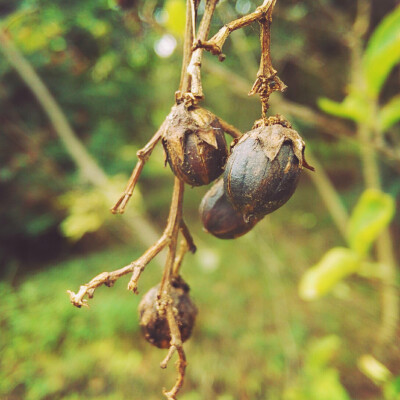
[158,178,185,298]
[186,0,220,100]
[163,308,187,399]
[195,0,276,57]
[218,117,243,139]
[193,0,284,117]
[172,239,191,277]
[67,220,168,307]
[152,2,200,393]
[180,220,197,254]
[152,178,188,399]
[177,0,196,96]
[68,177,195,308]
[167,221,197,277]
[111,119,168,214]
[249,2,287,118]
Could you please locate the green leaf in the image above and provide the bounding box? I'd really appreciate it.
[378,95,400,131]
[305,335,341,371]
[358,354,392,385]
[317,92,369,123]
[347,189,396,255]
[309,369,351,400]
[299,247,361,301]
[60,213,103,240]
[362,5,400,98]
[384,376,400,400]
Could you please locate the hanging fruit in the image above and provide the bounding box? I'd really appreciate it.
[162,103,228,186]
[224,120,313,221]
[199,179,259,239]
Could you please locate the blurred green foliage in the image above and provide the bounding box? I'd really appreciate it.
[347,189,395,256]
[318,4,400,125]
[302,5,399,300]
[0,242,356,400]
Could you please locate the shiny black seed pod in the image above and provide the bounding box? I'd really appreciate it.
[224,122,312,220]
[138,277,197,349]
[199,179,259,239]
[162,103,228,186]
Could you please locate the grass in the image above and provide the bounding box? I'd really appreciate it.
[0,191,391,399]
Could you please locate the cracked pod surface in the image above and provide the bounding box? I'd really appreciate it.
[162,103,228,186]
[224,123,310,221]
[138,277,197,349]
[199,179,258,239]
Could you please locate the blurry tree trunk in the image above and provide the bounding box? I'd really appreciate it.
[0,30,161,256]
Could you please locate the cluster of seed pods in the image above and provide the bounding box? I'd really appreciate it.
[162,103,310,242]
[139,103,312,346]
[161,104,311,240]
[68,1,315,396]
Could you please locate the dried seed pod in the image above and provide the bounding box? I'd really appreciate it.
[199,179,258,239]
[138,277,197,349]
[162,103,228,186]
[224,122,313,220]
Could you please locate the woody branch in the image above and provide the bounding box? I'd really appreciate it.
[195,0,276,56]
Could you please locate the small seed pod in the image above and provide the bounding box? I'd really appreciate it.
[199,179,258,239]
[138,277,197,349]
[224,122,313,220]
[162,103,228,186]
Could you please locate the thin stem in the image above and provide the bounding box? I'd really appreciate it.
[260,4,275,76]
[172,238,191,276]
[160,345,177,369]
[111,119,168,214]
[196,0,275,56]
[217,2,258,78]
[158,178,185,297]
[67,233,169,307]
[180,220,197,253]
[249,1,286,118]
[67,178,185,307]
[218,117,243,139]
[162,319,187,400]
[190,0,197,43]
[187,0,220,99]
[178,0,196,95]
[154,178,187,400]
[192,0,284,115]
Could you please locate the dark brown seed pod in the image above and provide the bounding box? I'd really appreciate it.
[199,179,258,239]
[224,122,313,220]
[162,103,228,186]
[138,277,197,349]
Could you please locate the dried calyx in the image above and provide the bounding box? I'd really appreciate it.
[224,118,314,221]
[162,103,228,186]
[138,277,197,349]
[199,178,259,239]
